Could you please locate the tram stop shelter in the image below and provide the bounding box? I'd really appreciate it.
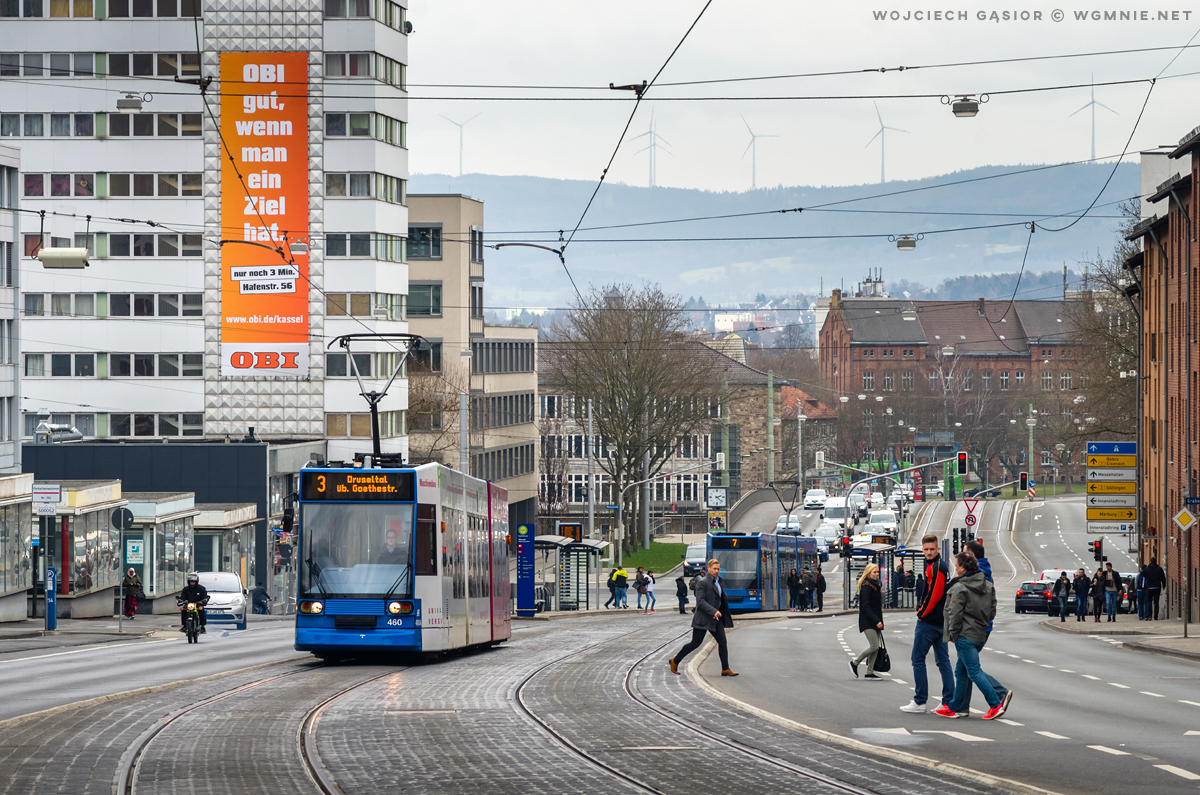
[194,503,258,587]
[531,534,573,612]
[557,539,608,611]
[892,547,924,610]
[0,473,33,622]
[122,492,200,615]
[40,480,127,618]
[842,542,897,610]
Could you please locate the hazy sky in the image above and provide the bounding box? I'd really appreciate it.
[407,1,1200,192]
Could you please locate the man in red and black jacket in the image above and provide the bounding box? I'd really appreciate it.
[900,534,956,714]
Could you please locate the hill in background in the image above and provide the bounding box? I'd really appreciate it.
[409,162,1137,308]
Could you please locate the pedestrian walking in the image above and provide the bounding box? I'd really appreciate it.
[850,563,885,680]
[675,575,689,614]
[934,551,1010,721]
[952,540,1008,712]
[643,570,656,613]
[1101,562,1121,622]
[634,567,648,610]
[604,568,618,609]
[1144,557,1166,620]
[787,568,800,611]
[1051,571,1072,622]
[1073,568,1090,621]
[802,566,816,612]
[900,534,954,713]
[815,567,826,612]
[121,567,141,618]
[1090,567,1105,622]
[1135,565,1148,620]
[614,567,629,609]
[669,559,737,677]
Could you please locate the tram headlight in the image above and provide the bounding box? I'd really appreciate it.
[748,590,758,596]
[300,600,324,614]
[387,601,414,615]
[387,601,403,615]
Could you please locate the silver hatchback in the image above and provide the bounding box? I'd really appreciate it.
[197,571,248,630]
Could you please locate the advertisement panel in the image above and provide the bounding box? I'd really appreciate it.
[219,52,310,376]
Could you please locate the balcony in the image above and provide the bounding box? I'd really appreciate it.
[470,258,484,281]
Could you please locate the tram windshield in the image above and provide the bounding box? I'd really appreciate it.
[299,503,415,599]
[711,548,759,591]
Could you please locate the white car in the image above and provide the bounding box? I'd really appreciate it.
[854,523,897,547]
[867,510,899,534]
[821,498,856,530]
[803,489,828,510]
[869,491,886,509]
[196,571,248,630]
[775,516,802,534]
[924,482,944,497]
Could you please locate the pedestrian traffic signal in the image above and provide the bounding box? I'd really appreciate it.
[1089,539,1103,561]
[842,537,852,557]
[1019,472,1028,491]
[956,452,968,476]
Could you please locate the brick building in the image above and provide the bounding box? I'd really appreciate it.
[818,291,1086,485]
[1128,122,1200,619]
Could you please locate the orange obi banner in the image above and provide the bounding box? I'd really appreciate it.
[219,52,310,376]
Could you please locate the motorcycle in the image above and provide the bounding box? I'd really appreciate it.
[177,595,209,643]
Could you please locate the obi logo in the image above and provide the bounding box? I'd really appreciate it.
[243,63,285,83]
[228,351,301,369]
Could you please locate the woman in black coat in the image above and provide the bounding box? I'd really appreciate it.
[787,569,800,611]
[675,576,689,614]
[1090,567,1106,623]
[850,563,884,679]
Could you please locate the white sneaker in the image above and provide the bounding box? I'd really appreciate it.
[899,700,927,713]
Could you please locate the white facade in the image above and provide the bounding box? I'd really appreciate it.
[3,0,409,462]
[0,146,19,472]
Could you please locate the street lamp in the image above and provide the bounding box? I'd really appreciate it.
[1026,416,1037,493]
[1056,442,1067,495]
[797,413,807,489]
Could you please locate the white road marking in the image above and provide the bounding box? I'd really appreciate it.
[996,719,1024,726]
[1088,745,1130,756]
[1007,654,1020,658]
[872,728,912,735]
[0,640,168,665]
[1039,664,1054,668]
[1035,731,1070,740]
[1155,765,1200,781]
[891,678,907,685]
[1184,731,1200,736]
[1081,675,1101,680]
[913,730,993,742]
[1059,669,1075,673]
[1140,691,1165,697]
[1109,683,1130,689]
[1180,700,1200,708]
[1022,659,1037,664]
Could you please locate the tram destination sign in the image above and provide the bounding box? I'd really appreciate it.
[301,470,415,502]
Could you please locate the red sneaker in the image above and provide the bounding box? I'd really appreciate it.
[982,706,1004,721]
[932,705,960,718]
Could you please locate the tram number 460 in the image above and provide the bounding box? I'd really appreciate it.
[386,618,404,626]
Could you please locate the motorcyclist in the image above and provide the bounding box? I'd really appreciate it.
[179,572,210,634]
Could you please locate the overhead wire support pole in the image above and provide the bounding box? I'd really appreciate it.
[328,333,424,461]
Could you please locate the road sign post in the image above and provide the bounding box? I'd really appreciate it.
[1086,442,1137,536]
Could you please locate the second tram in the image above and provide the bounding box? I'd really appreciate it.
[295,462,511,657]
[706,532,820,612]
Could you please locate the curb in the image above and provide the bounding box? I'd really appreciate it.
[1039,620,1159,637]
[686,625,1066,795]
[0,654,310,731]
[1121,640,1200,664]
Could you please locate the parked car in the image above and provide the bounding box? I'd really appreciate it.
[1014,580,1054,614]
[682,543,708,576]
[963,485,1002,499]
[803,489,828,510]
[924,482,944,497]
[197,571,248,630]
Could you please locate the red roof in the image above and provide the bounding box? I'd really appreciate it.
[781,386,837,420]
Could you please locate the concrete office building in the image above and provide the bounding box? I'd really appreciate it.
[406,194,539,529]
[3,0,411,463]
[0,146,20,473]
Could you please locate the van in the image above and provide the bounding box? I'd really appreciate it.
[821,497,856,530]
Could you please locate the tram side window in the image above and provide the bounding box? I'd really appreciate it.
[415,504,436,576]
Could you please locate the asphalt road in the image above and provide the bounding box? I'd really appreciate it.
[705,495,1200,795]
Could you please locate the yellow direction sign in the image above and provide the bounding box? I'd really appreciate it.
[1087,507,1138,522]
[1086,454,1137,468]
[1086,481,1137,494]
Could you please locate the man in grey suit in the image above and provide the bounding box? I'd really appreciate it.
[669,559,738,677]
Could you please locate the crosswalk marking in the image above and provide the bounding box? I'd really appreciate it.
[1059,669,1075,673]
[1088,745,1130,756]
[1035,731,1070,740]
[1155,765,1200,781]
[1082,675,1100,680]
[1180,700,1200,708]
[913,730,993,742]
[1141,692,1165,697]
[1040,664,1054,668]
[1109,683,1130,689]
[996,719,1024,726]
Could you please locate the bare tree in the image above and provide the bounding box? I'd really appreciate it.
[543,283,722,554]
[537,415,569,520]
[407,361,473,466]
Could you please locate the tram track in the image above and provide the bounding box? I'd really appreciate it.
[299,668,400,795]
[514,625,881,795]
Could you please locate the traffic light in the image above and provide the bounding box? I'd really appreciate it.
[952,527,961,554]
[1089,539,1103,561]
[956,452,968,476]
[1019,472,1028,491]
[842,536,852,558]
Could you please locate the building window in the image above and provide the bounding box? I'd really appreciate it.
[325,172,372,197]
[470,227,484,263]
[981,371,991,392]
[1041,449,1052,466]
[963,370,972,391]
[24,353,44,376]
[1060,371,1072,391]
[882,372,894,392]
[901,371,913,391]
[323,0,370,17]
[324,52,371,77]
[1015,370,1025,386]
[325,293,372,317]
[862,371,874,391]
[1000,371,1009,391]
[470,284,483,319]
[408,226,442,259]
[1041,371,1053,391]
[324,112,371,137]
[408,284,442,317]
[411,340,442,373]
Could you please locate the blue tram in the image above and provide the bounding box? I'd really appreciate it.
[295,462,510,657]
[706,532,819,612]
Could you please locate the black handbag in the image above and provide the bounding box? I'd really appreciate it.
[874,637,892,673]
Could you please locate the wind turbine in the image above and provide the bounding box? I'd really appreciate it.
[439,113,481,177]
[741,116,777,190]
[1069,75,1117,160]
[629,110,673,188]
[865,102,907,183]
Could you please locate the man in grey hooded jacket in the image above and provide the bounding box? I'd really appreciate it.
[933,551,1011,721]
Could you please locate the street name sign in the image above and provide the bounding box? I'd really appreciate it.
[1174,508,1197,531]
[1087,468,1138,481]
[1086,481,1137,494]
[1086,494,1138,508]
[1087,507,1138,522]
[1086,442,1137,455]
[1085,454,1137,468]
[1088,522,1134,534]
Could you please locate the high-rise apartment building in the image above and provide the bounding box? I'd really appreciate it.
[3,0,410,463]
[0,145,20,473]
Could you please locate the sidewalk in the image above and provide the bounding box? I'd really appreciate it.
[0,614,293,654]
[1041,614,1200,663]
